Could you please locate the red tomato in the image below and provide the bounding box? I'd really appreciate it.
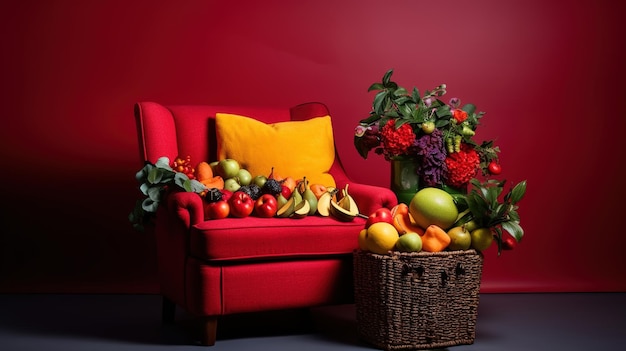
[204,200,230,220]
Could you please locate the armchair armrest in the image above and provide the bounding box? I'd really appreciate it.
[165,190,205,228]
[341,182,398,217]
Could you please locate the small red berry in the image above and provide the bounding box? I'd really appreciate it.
[488,161,502,175]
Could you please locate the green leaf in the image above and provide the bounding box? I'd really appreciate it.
[502,221,524,241]
[486,184,502,204]
[384,82,398,90]
[382,69,393,85]
[412,87,421,103]
[141,197,159,213]
[466,193,489,226]
[135,163,154,182]
[394,96,411,105]
[359,114,380,124]
[398,104,413,118]
[393,87,408,97]
[435,119,449,128]
[394,119,408,129]
[386,110,399,118]
[139,183,150,196]
[373,91,388,115]
[189,179,207,193]
[181,179,193,192]
[510,180,527,204]
[436,105,452,118]
[174,172,190,188]
[148,167,163,184]
[367,83,385,92]
[462,103,476,115]
[147,186,162,202]
[508,209,520,222]
[155,157,172,170]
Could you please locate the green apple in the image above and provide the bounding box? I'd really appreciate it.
[217,159,240,179]
[209,161,219,174]
[471,228,494,251]
[236,169,252,186]
[396,232,422,252]
[447,226,471,251]
[252,175,267,188]
[409,187,458,230]
[224,178,241,192]
[464,220,479,233]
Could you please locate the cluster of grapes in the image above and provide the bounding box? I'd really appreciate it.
[171,155,195,179]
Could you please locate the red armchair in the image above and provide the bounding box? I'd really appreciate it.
[134,101,397,345]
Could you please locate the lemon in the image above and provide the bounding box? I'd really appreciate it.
[366,222,399,254]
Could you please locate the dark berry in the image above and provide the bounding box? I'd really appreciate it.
[262,179,282,196]
[205,188,223,203]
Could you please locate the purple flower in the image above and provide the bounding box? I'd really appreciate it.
[411,129,447,187]
[449,97,460,108]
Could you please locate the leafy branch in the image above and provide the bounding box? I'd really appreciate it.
[129,156,206,231]
[456,178,527,255]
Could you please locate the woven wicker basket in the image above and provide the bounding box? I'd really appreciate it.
[353,249,484,350]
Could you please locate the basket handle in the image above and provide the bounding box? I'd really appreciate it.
[401,263,424,277]
[402,262,468,286]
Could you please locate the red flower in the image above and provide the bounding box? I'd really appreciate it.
[445,143,479,187]
[452,109,468,123]
[380,120,416,157]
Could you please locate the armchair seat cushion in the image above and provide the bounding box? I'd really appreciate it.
[190,216,365,262]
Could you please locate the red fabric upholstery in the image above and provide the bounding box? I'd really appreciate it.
[134,101,398,344]
[191,216,366,262]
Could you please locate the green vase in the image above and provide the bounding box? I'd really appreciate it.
[390,156,420,205]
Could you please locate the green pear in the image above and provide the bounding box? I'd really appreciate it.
[301,177,318,216]
[276,193,289,209]
[291,184,303,204]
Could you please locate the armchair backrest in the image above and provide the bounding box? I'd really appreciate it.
[134,101,350,184]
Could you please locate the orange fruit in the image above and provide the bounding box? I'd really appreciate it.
[195,161,214,182]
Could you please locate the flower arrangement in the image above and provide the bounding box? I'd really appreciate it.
[354,69,527,254]
[354,69,501,190]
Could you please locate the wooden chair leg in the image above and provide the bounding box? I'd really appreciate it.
[199,316,218,346]
[162,296,176,324]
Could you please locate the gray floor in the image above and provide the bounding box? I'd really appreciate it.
[0,293,624,350]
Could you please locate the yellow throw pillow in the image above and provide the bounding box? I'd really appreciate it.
[215,113,336,187]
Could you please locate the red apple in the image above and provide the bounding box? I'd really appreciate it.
[280,185,292,199]
[204,200,230,220]
[254,194,278,218]
[228,191,254,218]
[365,207,394,229]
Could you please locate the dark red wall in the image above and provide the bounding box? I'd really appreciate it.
[1,0,625,293]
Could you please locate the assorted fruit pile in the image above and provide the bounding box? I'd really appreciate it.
[131,155,525,256]
[198,157,362,221]
[129,155,362,228]
[359,181,526,256]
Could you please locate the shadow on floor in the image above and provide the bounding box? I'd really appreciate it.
[0,294,365,347]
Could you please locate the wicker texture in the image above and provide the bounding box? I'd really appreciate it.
[353,249,483,350]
